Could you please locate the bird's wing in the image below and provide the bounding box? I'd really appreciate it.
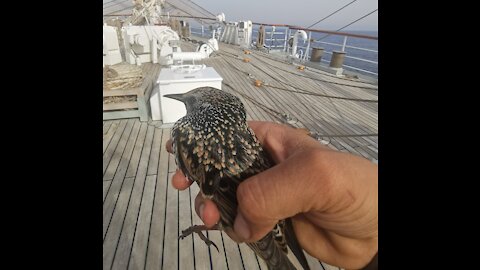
[247,231,298,270]
[172,125,207,191]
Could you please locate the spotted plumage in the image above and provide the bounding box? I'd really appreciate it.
[166,87,309,270]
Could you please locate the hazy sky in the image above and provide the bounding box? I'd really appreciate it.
[103,0,378,31]
[193,0,378,31]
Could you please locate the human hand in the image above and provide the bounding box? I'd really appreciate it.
[166,121,378,269]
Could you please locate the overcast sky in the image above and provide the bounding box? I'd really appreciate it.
[193,0,377,31]
[103,0,378,31]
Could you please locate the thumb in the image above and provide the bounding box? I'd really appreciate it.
[233,149,323,242]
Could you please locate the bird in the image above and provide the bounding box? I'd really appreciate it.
[165,87,310,270]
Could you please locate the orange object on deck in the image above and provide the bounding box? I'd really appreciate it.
[297,65,305,70]
[243,58,250,63]
[254,80,262,87]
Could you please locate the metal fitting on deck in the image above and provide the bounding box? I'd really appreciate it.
[254,80,263,87]
[244,50,251,54]
[297,65,305,70]
[330,51,347,68]
[310,47,324,63]
[243,58,251,63]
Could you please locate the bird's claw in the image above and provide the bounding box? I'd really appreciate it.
[179,225,220,252]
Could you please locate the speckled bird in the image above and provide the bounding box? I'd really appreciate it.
[165,87,309,270]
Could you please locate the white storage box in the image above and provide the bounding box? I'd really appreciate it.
[150,65,223,123]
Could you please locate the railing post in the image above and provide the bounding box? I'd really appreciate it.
[201,24,204,37]
[283,27,289,52]
[286,29,292,53]
[269,26,275,50]
[342,36,348,51]
[304,31,312,61]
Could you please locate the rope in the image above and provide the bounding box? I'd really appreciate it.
[266,85,377,103]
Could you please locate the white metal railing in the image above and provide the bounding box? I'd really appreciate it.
[190,23,378,76]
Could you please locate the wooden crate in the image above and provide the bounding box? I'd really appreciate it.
[103,75,154,122]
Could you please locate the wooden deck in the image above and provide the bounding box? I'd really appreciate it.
[103,38,377,269]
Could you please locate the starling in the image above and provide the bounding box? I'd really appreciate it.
[165,87,310,270]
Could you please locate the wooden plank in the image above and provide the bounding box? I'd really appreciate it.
[244,56,340,135]
[103,180,111,202]
[208,229,229,270]
[138,80,153,121]
[286,246,305,269]
[222,233,244,270]
[320,261,343,270]
[145,128,171,270]
[147,127,163,176]
[103,123,147,240]
[111,125,155,269]
[168,151,176,173]
[103,120,141,180]
[238,243,263,270]
[103,110,140,121]
[190,184,211,269]
[103,120,119,154]
[103,120,113,135]
[251,50,378,157]
[103,101,139,111]
[103,176,135,269]
[103,88,141,97]
[304,252,323,269]
[127,174,157,270]
[162,172,179,269]
[124,122,149,178]
[103,119,127,170]
[256,62,376,154]
[249,52,378,144]
[178,185,195,270]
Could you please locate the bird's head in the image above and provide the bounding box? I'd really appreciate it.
[164,87,246,121]
[163,91,199,114]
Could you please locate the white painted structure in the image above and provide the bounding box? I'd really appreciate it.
[150,65,223,123]
[236,21,253,48]
[219,20,253,48]
[122,25,181,65]
[291,30,308,59]
[171,38,218,64]
[103,25,123,67]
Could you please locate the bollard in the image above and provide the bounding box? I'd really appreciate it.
[310,47,324,62]
[330,50,346,68]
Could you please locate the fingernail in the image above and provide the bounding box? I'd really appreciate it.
[234,213,251,240]
[199,203,205,220]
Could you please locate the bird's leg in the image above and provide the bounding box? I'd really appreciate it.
[179,224,220,252]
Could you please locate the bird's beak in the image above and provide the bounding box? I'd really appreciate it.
[163,94,185,103]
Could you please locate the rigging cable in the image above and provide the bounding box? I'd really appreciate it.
[176,0,215,18]
[316,9,378,42]
[222,82,377,138]
[306,0,358,29]
[103,0,131,10]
